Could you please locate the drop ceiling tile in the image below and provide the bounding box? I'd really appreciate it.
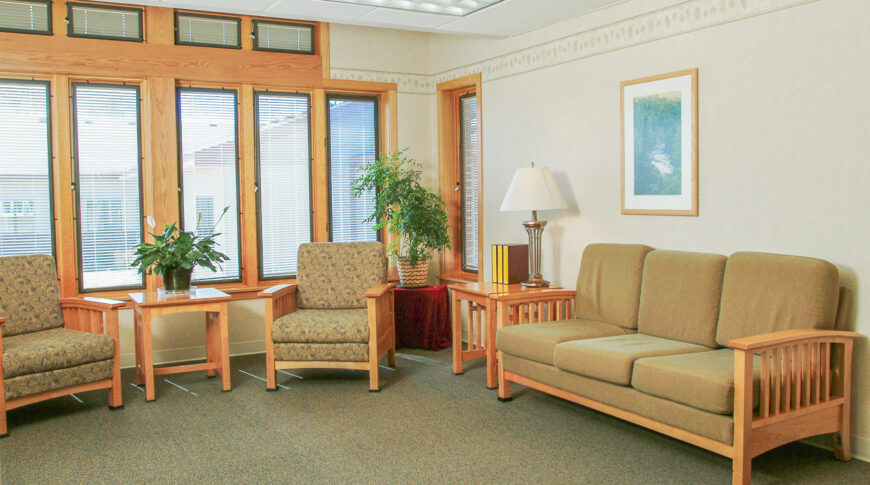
[475,0,581,26]
[266,0,375,21]
[437,16,525,37]
[359,8,455,30]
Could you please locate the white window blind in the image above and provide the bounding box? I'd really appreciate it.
[177,88,241,282]
[176,13,240,48]
[327,96,378,243]
[0,80,53,258]
[0,0,51,34]
[255,92,311,279]
[253,20,314,54]
[459,93,480,273]
[72,84,143,290]
[68,3,142,41]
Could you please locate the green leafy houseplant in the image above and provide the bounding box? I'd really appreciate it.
[352,150,450,287]
[131,209,230,292]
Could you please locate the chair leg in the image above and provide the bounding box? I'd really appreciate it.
[108,355,123,410]
[265,340,278,392]
[369,356,380,392]
[387,347,396,368]
[0,402,6,437]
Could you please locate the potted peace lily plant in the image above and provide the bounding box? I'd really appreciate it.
[352,150,450,288]
[131,209,230,293]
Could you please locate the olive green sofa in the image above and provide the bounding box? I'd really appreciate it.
[495,244,859,485]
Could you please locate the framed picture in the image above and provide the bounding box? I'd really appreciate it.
[621,68,698,215]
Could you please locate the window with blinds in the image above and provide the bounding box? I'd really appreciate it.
[252,20,314,54]
[71,83,143,291]
[0,80,53,258]
[67,3,143,41]
[327,95,378,243]
[175,12,240,49]
[177,88,241,282]
[459,93,480,273]
[255,92,311,279]
[0,0,51,35]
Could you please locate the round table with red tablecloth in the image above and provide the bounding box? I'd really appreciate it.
[393,285,451,350]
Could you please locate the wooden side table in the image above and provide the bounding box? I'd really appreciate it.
[448,282,565,389]
[129,287,232,401]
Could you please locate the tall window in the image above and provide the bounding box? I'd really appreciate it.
[327,95,378,242]
[0,80,53,258]
[71,83,143,291]
[254,92,311,279]
[459,93,480,273]
[177,88,241,282]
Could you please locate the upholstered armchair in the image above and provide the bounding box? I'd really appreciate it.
[259,242,397,392]
[0,255,123,437]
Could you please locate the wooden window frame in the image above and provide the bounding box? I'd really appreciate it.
[0,1,398,301]
[437,74,483,285]
[252,89,314,281]
[0,0,53,36]
[69,79,146,293]
[66,1,144,42]
[174,11,241,49]
[251,19,315,55]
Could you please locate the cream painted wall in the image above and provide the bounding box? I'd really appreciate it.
[426,0,870,459]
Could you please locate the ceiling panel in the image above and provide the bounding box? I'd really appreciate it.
[85,0,627,37]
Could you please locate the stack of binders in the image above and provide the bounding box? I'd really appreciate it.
[491,243,529,285]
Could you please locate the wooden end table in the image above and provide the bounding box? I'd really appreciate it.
[448,282,562,389]
[129,287,232,401]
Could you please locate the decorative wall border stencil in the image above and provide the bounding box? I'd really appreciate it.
[331,0,814,94]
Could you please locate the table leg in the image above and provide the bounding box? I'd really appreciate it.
[141,309,155,402]
[486,299,497,389]
[205,311,217,378]
[451,291,463,375]
[134,310,144,386]
[218,303,231,391]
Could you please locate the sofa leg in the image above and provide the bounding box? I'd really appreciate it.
[497,351,512,402]
[732,455,751,485]
[834,430,852,461]
[0,410,6,438]
[387,348,396,368]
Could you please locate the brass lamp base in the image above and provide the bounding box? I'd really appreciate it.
[521,218,550,288]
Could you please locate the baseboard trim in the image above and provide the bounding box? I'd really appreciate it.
[120,340,265,369]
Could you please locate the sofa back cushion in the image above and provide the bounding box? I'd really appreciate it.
[637,250,727,347]
[575,243,654,329]
[296,242,387,310]
[715,252,839,347]
[0,255,65,337]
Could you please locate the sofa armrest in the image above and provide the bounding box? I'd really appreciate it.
[366,282,397,298]
[492,289,577,329]
[257,283,297,300]
[728,329,860,352]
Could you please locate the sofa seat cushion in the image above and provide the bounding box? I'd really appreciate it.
[4,359,113,400]
[272,309,369,344]
[632,349,760,415]
[553,334,709,385]
[273,343,368,362]
[2,328,115,379]
[496,319,633,365]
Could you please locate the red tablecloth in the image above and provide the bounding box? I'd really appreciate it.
[394,285,451,350]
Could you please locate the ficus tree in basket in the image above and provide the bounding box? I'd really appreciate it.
[352,150,451,267]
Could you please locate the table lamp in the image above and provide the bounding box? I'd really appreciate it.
[499,163,567,287]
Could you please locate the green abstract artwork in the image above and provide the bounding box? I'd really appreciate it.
[632,91,681,196]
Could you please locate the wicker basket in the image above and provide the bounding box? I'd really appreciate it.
[397,257,430,288]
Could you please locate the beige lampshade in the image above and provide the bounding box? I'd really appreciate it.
[499,165,567,212]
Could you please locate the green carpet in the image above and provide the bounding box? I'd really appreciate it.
[1,349,867,484]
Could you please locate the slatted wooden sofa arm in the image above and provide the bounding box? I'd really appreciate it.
[491,289,577,329]
[728,329,861,351]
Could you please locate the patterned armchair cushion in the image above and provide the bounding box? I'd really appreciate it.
[4,360,113,400]
[295,242,387,309]
[273,343,369,362]
[0,255,65,337]
[271,309,369,344]
[2,328,115,379]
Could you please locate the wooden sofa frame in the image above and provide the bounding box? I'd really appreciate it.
[259,282,397,392]
[0,297,125,437]
[493,289,859,485]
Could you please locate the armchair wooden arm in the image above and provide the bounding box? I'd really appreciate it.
[366,282,397,298]
[61,297,126,311]
[257,283,297,300]
[0,316,4,330]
